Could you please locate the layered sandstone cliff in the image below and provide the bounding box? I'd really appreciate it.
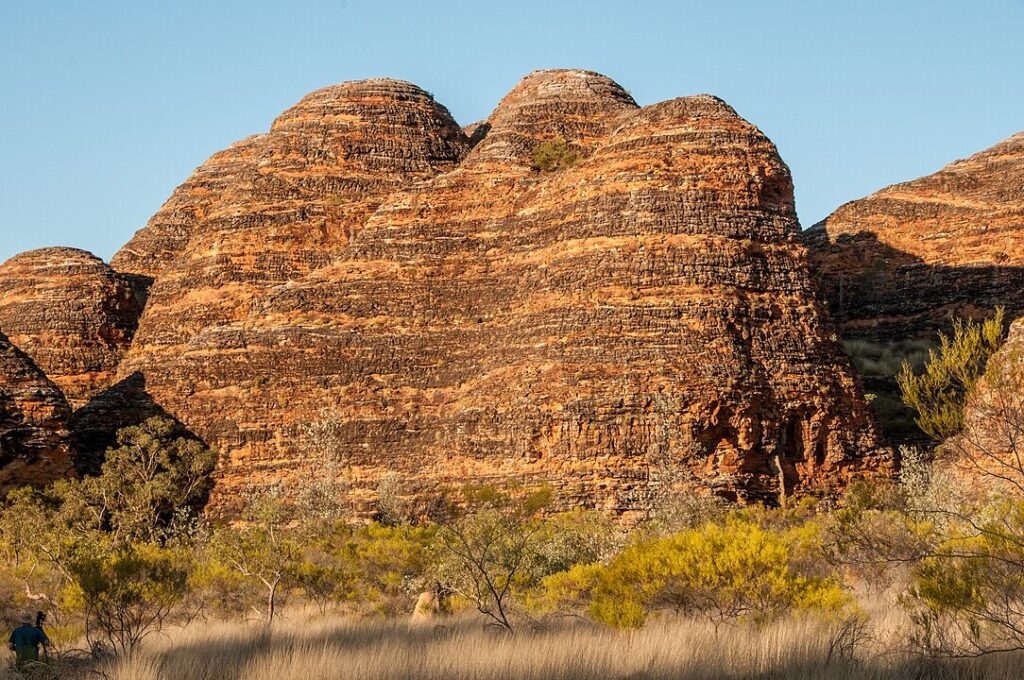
[806,132,1024,338]
[805,132,1024,443]
[110,136,267,292]
[0,248,142,407]
[0,331,73,490]
[107,69,888,513]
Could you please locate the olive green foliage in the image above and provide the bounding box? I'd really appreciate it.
[530,138,580,172]
[12,408,1024,663]
[905,499,1024,656]
[898,309,1006,441]
[207,485,301,623]
[0,417,215,655]
[433,486,553,631]
[68,543,189,655]
[541,518,851,629]
[290,522,436,617]
[200,483,438,622]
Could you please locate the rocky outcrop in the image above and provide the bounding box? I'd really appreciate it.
[0,248,142,408]
[806,132,1024,338]
[805,132,1024,444]
[0,331,73,491]
[112,69,888,513]
[110,135,267,293]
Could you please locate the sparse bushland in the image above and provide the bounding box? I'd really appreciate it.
[6,331,1024,676]
[0,417,215,656]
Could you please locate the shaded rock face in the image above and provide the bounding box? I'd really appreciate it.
[807,132,1024,338]
[112,69,888,513]
[0,248,142,408]
[805,132,1024,444]
[0,331,73,491]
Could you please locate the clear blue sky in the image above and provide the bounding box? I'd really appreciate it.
[2,1,1021,264]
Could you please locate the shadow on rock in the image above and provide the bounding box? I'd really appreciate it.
[70,371,205,475]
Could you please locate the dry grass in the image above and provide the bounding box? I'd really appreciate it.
[7,608,1019,680]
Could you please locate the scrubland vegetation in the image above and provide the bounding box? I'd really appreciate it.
[3,311,1024,678]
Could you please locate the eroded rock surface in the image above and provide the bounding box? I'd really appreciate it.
[805,132,1024,444]
[807,132,1024,338]
[0,331,73,491]
[112,69,888,513]
[0,248,142,407]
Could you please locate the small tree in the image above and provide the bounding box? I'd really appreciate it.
[434,487,551,631]
[297,408,351,524]
[898,309,1006,441]
[70,542,189,656]
[906,498,1024,657]
[375,471,410,526]
[621,393,722,531]
[210,485,302,623]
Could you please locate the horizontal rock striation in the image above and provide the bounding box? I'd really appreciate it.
[112,69,889,513]
[0,331,73,491]
[0,248,142,408]
[110,135,267,293]
[806,131,1024,338]
[805,132,1024,444]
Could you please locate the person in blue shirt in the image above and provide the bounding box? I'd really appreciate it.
[8,612,49,669]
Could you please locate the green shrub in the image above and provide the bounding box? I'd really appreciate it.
[530,138,579,172]
[67,542,189,655]
[541,518,852,629]
[906,498,1024,655]
[898,309,1006,441]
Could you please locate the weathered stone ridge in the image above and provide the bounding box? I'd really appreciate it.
[0,331,73,491]
[113,79,468,352]
[806,131,1024,338]
[0,247,142,407]
[111,69,888,513]
[112,80,468,288]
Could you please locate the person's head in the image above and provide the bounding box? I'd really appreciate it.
[18,612,33,625]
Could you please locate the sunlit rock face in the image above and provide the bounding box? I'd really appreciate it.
[0,247,142,408]
[80,69,887,513]
[805,132,1024,445]
[0,331,73,491]
[807,131,1024,338]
